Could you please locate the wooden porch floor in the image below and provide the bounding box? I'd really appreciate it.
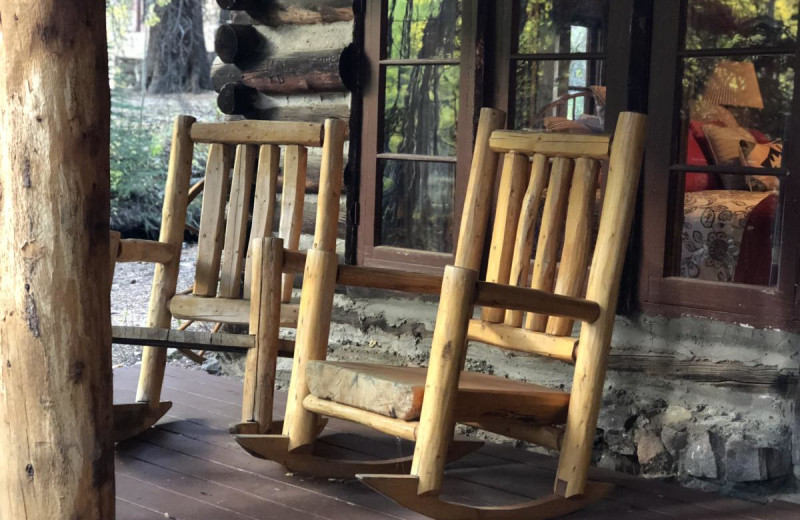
[113,366,799,520]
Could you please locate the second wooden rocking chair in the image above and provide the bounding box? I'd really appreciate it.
[110,116,346,442]
[236,108,647,519]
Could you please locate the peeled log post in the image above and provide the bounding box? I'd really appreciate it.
[212,45,356,95]
[222,0,354,26]
[0,1,115,519]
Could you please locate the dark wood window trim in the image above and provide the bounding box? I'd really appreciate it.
[357,0,484,274]
[638,0,800,330]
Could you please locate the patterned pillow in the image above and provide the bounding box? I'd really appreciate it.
[703,124,756,190]
[703,124,755,166]
[746,142,782,191]
[747,142,782,168]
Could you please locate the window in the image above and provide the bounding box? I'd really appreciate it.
[509,0,609,131]
[358,0,482,272]
[356,0,636,273]
[640,0,800,328]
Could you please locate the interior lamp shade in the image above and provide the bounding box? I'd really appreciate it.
[702,60,764,109]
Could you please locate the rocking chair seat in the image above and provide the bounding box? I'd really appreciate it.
[306,361,570,424]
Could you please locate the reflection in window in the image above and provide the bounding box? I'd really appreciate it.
[686,0,799,50]
[672,0,797,286]
[378,0,462,253]
[386,0,462,59]
[512,0,608,130]
[384,65,459,156]
[515,60,606,131]
[516,0,608,54]
[680,181,781,285]
[380,160,455,253]
[682,56,794,154]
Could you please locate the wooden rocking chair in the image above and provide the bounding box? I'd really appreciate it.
[110,115,346,442]
[235,108,647,518]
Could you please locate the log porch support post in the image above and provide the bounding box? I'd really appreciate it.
[0,1,115,518]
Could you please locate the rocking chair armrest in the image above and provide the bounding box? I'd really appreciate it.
[280,249,443,295]
[337,265,443,295]
[116,238,179,265]
[475,281,601,323]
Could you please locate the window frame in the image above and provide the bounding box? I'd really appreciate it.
[638,0,800,329]
[353,0,643,277]
[356,0,484,274]
[490,0,638,134]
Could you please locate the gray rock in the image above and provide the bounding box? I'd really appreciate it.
[725,439,792,482]
[765,446,792,479]
[725,440,767,482]
[201,357,221,375]
[604,429,637,456]
[684,430,717,479]
[276,357,294,372]
[637,430,674,476]
[637,430,666,464]
[662,405,692,428]
[597,404,636,432]
[597,450,639,475]
[661,425,688,458]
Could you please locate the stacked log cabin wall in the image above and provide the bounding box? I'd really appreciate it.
[211,0,800,497]
[213,0,355,257]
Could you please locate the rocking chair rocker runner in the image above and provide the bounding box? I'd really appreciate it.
[235,108,647,519]
[110,116,346,442]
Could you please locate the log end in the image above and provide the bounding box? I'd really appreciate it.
[339,43,358,92]
[218,82,259,115]
[215,23,263,64]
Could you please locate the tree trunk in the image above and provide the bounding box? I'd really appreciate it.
[147,0,213,93]
[0,1,115,519]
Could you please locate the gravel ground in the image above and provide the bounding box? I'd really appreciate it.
[111,243,210,370]
[110,90,224,372]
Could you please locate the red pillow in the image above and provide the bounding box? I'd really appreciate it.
[688,120,719,164]
[686,126,708,166]
[684,125,720,192]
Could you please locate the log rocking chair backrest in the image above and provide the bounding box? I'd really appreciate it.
[122,116,344,425]
[459,109,648,496]
[190,119,328,304]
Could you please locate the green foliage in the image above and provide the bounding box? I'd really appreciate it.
[110,90,207,238]
[106,0,132,54]
[110,91,170,237]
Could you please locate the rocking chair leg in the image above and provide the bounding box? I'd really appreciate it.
[555,112,647,498]
[412,266,478,495]
[282,249,339,451]
[241,237,283,433]
[135,115,195,413]
[282,118,347,451]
